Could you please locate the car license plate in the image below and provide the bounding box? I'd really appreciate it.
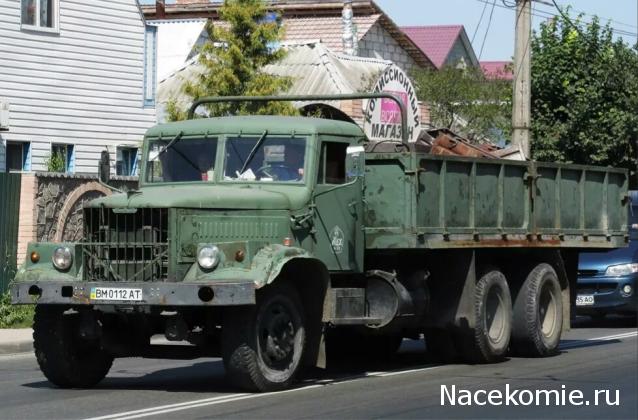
[90,287,142,301]
[576,294,595,306]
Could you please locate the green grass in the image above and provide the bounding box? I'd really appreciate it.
[0,292,34,329]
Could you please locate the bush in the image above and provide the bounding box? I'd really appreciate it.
[0,292,34,328]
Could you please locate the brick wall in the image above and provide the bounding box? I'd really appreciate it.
[358,22,417,73]
[16,174,36,265]
[15,173,137,267]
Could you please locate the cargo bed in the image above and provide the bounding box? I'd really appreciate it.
[364,153,629,249]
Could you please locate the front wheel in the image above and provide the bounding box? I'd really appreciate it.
[222,283,306,392]
[33,305,113,388]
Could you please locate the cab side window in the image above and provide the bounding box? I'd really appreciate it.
[317,142,348,184]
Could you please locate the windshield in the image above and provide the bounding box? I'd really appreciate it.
[224,136,307,183]
[146,137,218,183]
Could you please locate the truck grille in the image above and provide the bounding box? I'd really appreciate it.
[82,207,169,282]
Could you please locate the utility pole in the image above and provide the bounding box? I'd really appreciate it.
[512,0,531,158]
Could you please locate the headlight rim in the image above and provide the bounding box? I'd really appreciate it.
[197,244,221,270]
[52,246,73,271]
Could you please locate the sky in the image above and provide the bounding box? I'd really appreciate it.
[376,0,638,61]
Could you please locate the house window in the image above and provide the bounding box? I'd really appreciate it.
[21,0,58,31]
[5,141,31,172]
[48,143,74,173]
[317,142,348,184]
[116,147,139,176]
[144,25,157,107]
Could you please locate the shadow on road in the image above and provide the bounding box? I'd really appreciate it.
[22,338,436,393]
[571,314,637,329]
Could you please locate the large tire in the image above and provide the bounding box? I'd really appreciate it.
[459,270,512,363]
[33,305,113,388]
[511,263,563,357]
[222,282,306,392]
[327,329,403,361]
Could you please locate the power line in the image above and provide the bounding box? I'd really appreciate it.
[479,0,497,59]
[475,0,638,39]
[534,0,637,30]
[471,0,489,43]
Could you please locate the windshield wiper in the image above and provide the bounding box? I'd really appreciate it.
[156,131,184,158]
[239,130,268,175]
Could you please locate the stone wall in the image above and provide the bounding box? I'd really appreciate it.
[16,173,137,264]
[358,22,417,73]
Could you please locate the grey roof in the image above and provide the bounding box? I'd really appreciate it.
[157,42,391,108]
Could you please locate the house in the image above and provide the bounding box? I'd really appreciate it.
[142,0,435,78]
[0,0,157,176]
[401,25,479,69]
[480,61,514,81]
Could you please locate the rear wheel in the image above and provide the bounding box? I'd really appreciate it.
[511,263,563,357]
[222,282,306,392]
[33,305,113,388]
[458,270,512,363]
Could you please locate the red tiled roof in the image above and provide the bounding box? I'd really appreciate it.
[480,61,513,81]
[401,25,463,69]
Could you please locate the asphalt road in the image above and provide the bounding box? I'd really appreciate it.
[0,316,636,420]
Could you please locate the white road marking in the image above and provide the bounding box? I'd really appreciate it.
[560,331,637,349]
[76,330,635,420]
[83,365,443,420]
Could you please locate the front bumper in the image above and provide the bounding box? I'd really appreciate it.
[11,281,255,307]
[576,274,638,315]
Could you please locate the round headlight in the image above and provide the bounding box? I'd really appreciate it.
[198,245,220,270]
[621,284,633,296]
[52,247,73,271]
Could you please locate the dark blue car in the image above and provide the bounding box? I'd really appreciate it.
[576,194,638,318]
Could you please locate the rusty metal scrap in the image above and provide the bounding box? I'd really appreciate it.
[427,128,499,159]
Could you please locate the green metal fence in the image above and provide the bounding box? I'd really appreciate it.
[0,173,21,293]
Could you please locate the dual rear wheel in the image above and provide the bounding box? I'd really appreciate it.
[426,263,563,363]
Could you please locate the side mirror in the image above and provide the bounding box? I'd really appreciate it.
[346,145,365,182]
[98,150,110,184]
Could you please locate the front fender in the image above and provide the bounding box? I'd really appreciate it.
[13,242,82,284]
[184,244,319,288]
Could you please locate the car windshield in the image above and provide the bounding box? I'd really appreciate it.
[224,136,307,183]
[146,137,218,183]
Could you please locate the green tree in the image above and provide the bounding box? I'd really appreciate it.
[412,65,512,142]
[167,0,297,121]
[531,12,638,182]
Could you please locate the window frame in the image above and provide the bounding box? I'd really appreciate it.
[143,25,158,108]
[5,141,31,173]
[221,135,309,185]
[116,146,139,177]
[50,143,74,173]
[20,0,60,34]
[317,141,349,185]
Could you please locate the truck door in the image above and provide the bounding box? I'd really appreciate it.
[312,140,364,272]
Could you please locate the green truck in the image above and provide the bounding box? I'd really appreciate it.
[12,94,629,392]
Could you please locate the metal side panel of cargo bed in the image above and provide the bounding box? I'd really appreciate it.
[363,153,629,250]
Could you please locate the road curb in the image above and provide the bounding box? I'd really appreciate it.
[0,329,33,355]
[0,340,32,355]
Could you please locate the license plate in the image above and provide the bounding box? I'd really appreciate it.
[90,287,142,301]
[576,294,595,306]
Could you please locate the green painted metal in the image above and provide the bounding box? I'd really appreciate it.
[0,173,21,293]
[186,94,409,143]
[12,109,630,295]
[364,153,629,249]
